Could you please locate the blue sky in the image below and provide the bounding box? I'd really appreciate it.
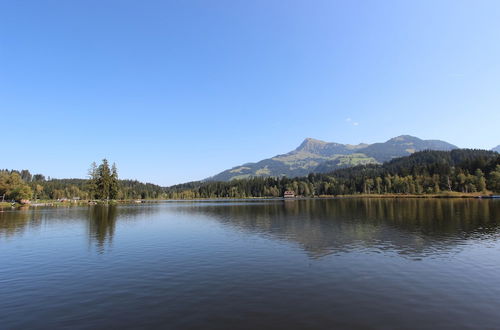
[1,0,499,186]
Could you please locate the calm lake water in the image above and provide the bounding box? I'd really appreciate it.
[1,199,500,329]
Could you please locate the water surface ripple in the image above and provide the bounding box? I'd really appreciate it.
[1,199,500,329]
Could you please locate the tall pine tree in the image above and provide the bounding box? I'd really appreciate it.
[89,159,120,200]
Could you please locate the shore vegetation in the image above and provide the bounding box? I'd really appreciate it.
[1,150,499,206]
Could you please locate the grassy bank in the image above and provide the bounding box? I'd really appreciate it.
[162,191,494,200]
[0,202,14,208]
[317,191,490,198]
[1,192,495,210]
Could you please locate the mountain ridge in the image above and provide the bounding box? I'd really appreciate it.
[207,135,458,181]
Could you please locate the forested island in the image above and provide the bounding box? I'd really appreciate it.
[1,149,500,206]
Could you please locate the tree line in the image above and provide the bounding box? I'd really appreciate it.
[1,159,167,202]
[164,149,500,199]
[2,150,500,202]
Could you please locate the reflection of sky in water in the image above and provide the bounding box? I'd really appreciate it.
[168,199,500,258]
[1,199,500,329]
[1,199,500,259]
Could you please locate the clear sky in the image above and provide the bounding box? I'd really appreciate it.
[1,0,499,186]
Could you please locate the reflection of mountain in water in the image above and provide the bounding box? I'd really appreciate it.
[171,199,500,258]
[2,200,500,258]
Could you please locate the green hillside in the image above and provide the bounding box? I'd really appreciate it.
[166,149,500,199]
[208,135,458,181]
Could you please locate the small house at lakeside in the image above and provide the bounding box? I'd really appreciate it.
[284,191,295,198]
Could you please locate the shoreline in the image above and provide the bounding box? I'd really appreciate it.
[1,192,497,210]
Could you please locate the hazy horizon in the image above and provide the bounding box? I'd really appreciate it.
[2,1,500,185]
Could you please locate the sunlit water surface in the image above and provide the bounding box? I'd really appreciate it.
[1,199,500,329]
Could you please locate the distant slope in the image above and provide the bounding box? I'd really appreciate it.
[207,135,458,181]
[329,149,497,179]
[359,135,457,162]
[493,145,500,153]
[167,149,500,198]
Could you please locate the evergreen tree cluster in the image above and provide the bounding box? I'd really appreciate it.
[165,150,500,198]
[87,159,120,200]
[2,149,500,201]
[1,160,167,201]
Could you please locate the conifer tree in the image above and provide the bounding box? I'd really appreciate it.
[87,162,98,199]
[96,159,111,200]
[87,159,121,201]
[110,163,120,200]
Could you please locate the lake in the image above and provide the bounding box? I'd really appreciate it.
[1,198,500,329]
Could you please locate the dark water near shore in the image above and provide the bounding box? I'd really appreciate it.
[1,199,500,329]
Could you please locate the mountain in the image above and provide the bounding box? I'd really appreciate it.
[207,135,458,181]
[493,145,500,153]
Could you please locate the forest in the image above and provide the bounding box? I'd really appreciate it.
[0,159,166,202]
[165,149,500,199]
[1,150,500,202]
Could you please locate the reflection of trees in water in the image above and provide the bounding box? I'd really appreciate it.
[0,204,161,247]
[0,208,43,238]
[86,204,161,252]
[172,199,500,258]
[88,205,117,252]
[2,200,499,258]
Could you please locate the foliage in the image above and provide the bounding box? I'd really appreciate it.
[0,171,33,201]
[166,149,500,198]
[209,135,458,181]
[2,161,167,201]
[3,149,499,201]
[88,159,120,200]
